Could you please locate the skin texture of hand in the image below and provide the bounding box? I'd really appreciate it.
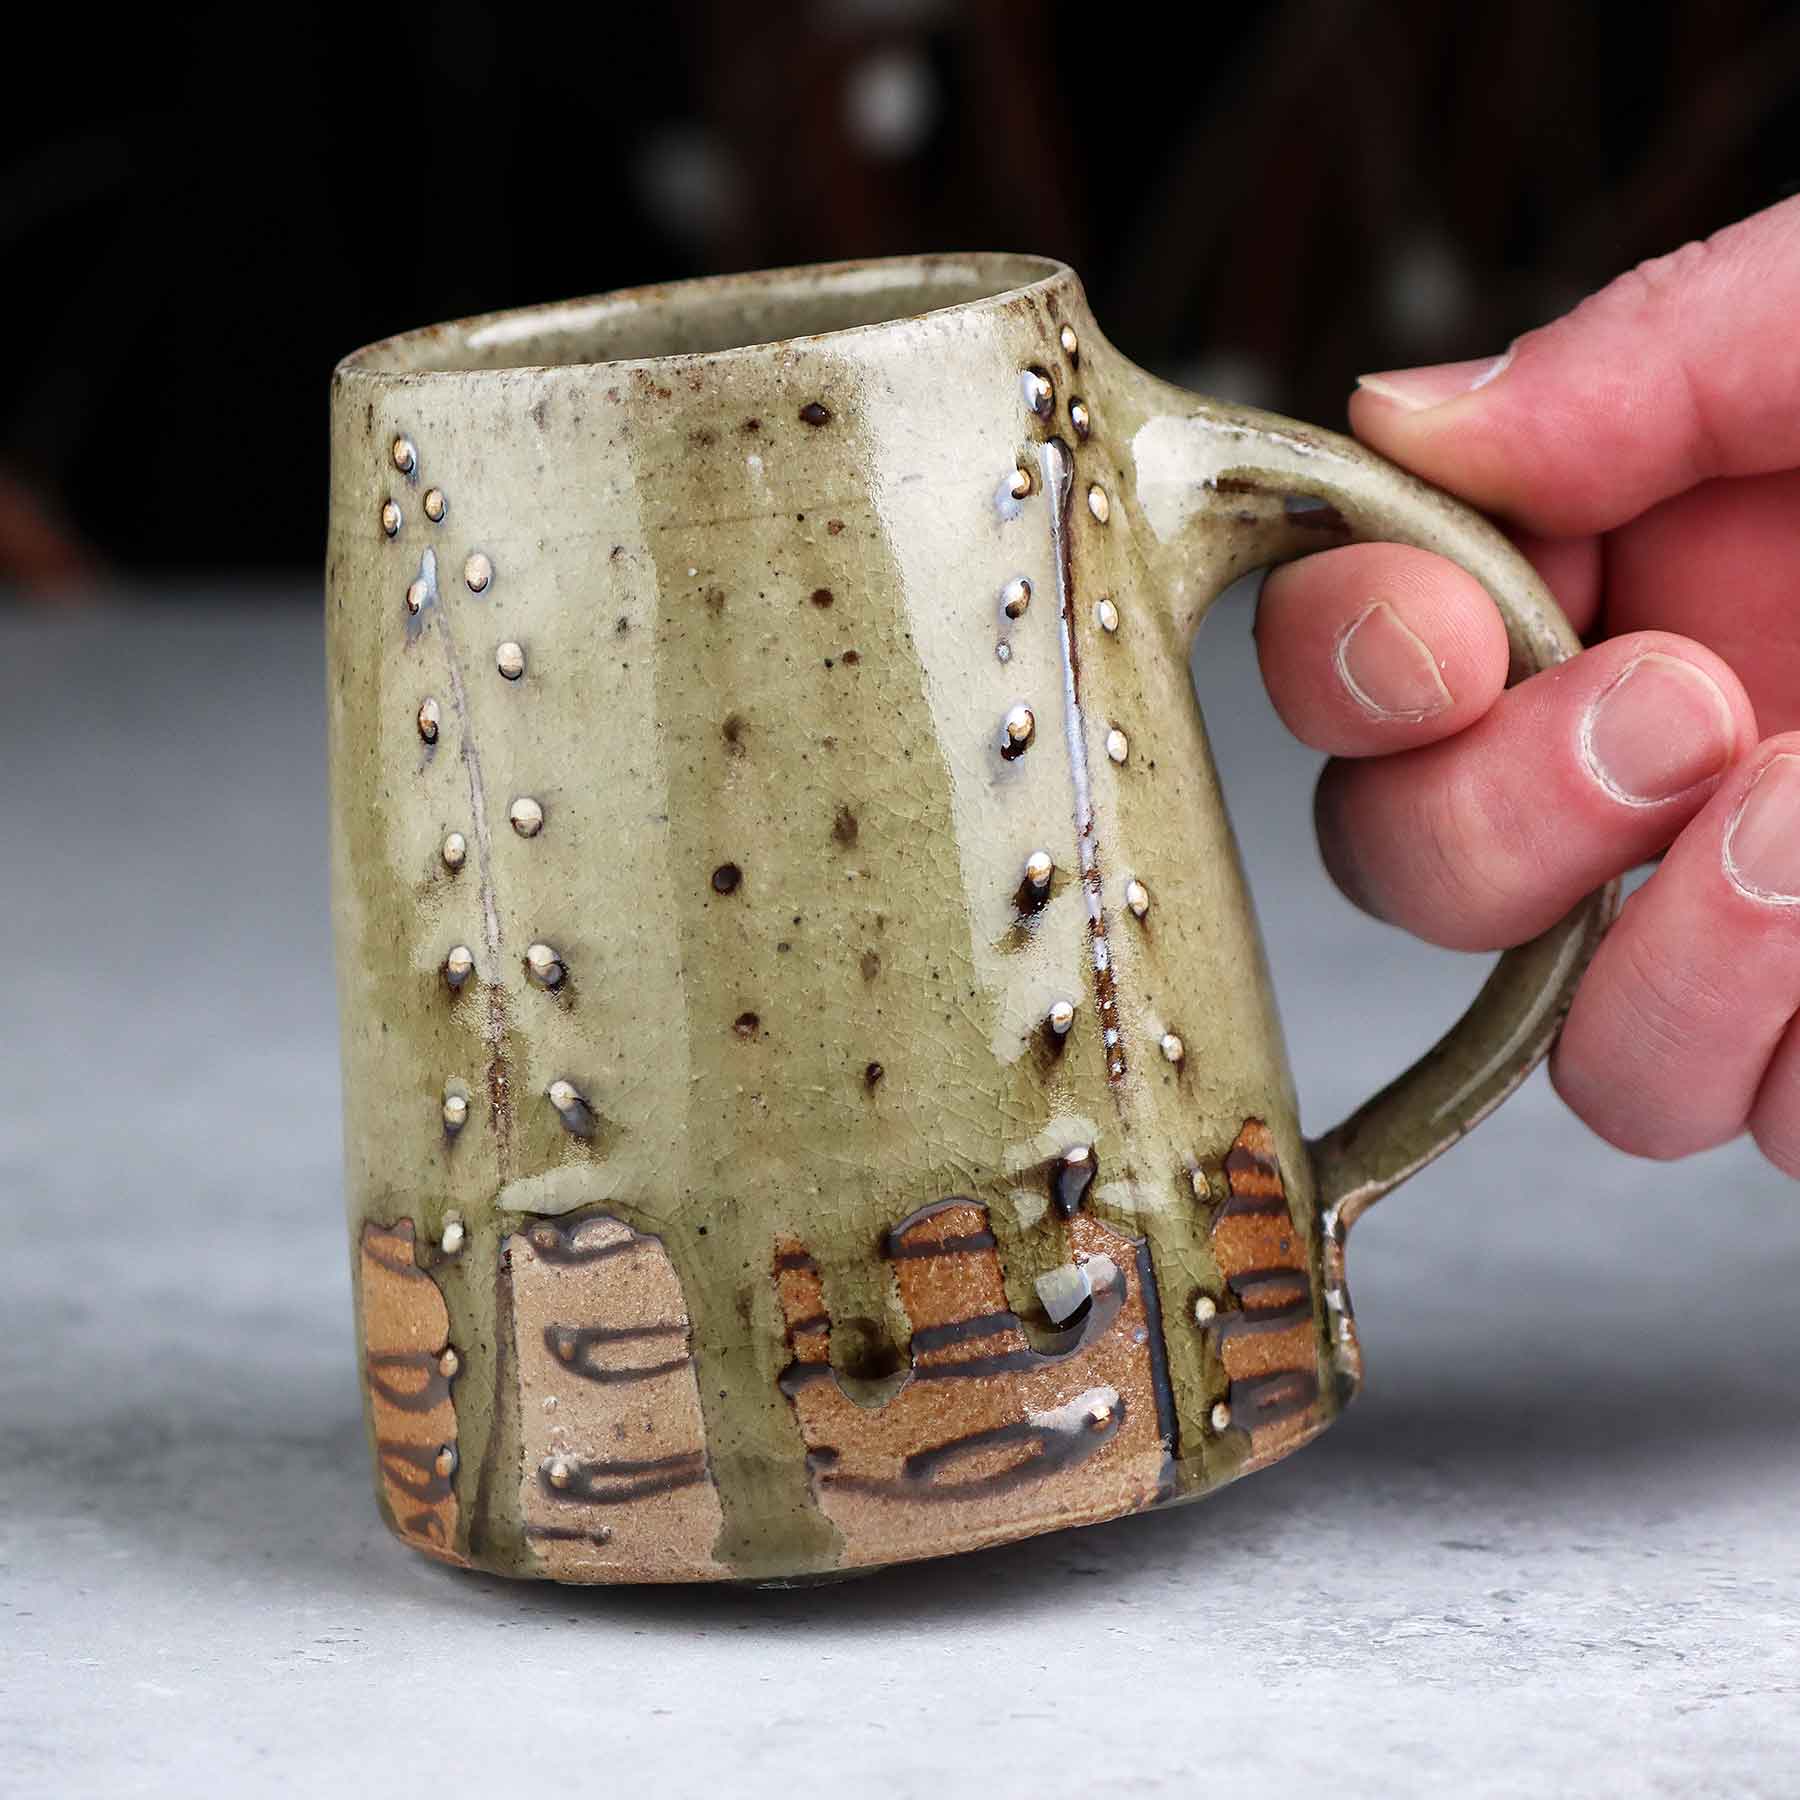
[1254,195,1800,1174]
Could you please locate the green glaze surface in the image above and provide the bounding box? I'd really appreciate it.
[326,254,1615,1582]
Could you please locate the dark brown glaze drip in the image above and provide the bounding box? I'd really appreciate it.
[882,1198,998,1259]
[1132,1235,1181,1470]
[999,732,1030,763]
[364,1350,452,1413]
[1012,873,1052,917]
[1225,1368,1321,1425]
[524,1524,614,1545]
[1052,1147,1096,1218]
[887,1227,999,1259]
[827,1402,1124,1504]
[799,401,831,426]
[774,1248,818,1273]
[542,1322,692,1385]
[910,1310,1020,1354]
[537,1451,710,1507]
[522,1222,641,1265]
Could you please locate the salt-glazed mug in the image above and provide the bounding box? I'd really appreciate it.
[326,253,1615,1585]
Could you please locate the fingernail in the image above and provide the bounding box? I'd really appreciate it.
[1724,754,1800,904]
[1335,602,1452,720]
[1356,351,1512,411]
[1582,653,1736,804]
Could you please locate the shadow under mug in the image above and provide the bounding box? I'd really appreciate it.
[325,253,1615,1584]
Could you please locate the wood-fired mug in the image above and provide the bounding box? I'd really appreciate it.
[326,254,1616,1584]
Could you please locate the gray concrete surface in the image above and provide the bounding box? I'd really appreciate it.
[2,596,1795,1799]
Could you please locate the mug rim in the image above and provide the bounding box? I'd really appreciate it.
[334,251,1073,383]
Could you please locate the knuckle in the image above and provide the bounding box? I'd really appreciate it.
[1404,765,1543,948]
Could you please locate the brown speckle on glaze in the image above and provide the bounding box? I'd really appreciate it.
[860,950,880,981]
[810,587,834,609]
[863,1061,884,1089]
[799,401,831,426]
[721,714,746,756]
[733,1011,761,1038]
[832,806,859,847]
[711,862,742,895]
[826,518,844,535]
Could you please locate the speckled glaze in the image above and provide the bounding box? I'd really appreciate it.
[326,254,1616,1583]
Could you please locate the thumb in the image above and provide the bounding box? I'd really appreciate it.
[1349,195,1800,536]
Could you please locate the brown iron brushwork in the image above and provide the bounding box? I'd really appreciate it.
[503,1215,726,1582]
[358,1220,467,1565]
[1205,1120,1329,1469]
[773,1185,1177,1569]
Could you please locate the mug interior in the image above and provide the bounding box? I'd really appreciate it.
[340,253,1065,377]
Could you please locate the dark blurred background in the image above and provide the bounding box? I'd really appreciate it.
[7,0,1799,593]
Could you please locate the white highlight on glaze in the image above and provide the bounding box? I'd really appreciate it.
[417,696,440,743]
[1029,1385,1118,1448]
[423,487,447,522]
[1210,1400,1232,1432]
[442,1089,468,1131]
[1021,368,1054,418]
[1193,1295,1217,1325]
[496,640,525,680]
[1095,596,1119,634]
[1125,877,1149,917]
[1048,998,1076,1035]
[440,1217,466,1253]
[1001,575,1032,619]
[406,545,438,617]
[444,943,474,986]
[392,436,416,474]
[1024,849,1054,891]
[1038,434,1122,1083]
[463,552,492,593]
[1106,727,1129,765]
[995,641,1012,663]
[1087,484,1110,524]
[381,500,402,537]
[1130,412,1327,544]
[441,831,467,869]
[509,796,544,837]
[1036,1260,1092,1327]
[1160,1032,1185,1064]
[1093,939,1110,973]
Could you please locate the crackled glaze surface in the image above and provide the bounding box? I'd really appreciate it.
[327,254,1613,1581]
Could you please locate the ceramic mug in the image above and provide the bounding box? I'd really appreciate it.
[326,253,1615,1585]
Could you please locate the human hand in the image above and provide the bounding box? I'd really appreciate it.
[1253,196,1800,1173]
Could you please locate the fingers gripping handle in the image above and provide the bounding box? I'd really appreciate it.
[1138,397,1619,1232]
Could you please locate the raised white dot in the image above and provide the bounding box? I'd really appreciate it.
[1125,877,1150,917]
[547,1077,580,1112]
[1194,1295,1217,1325]
[423,487,447,522]
[1106,727,1129,764]
[1002,705,1035,753]
[496,640,525,680]
[1024,849,1054,891]
[1009,466,1033,500]
[444,944,474,986]
[463,552,492,593]
[1189,1166,1210,1200]
[1060,324,1079,359]
[434,1444,458,1479]
[392,436,416,474]
[1096,596,1120,634]
[995,641,1012,663]
[417,697,440,743]
[440,1217,465,1254]
[438,1348,460,1378]
[546,1457,573,1490]
[1049,999,1076,1035]
[1085,1400,1113,1431]
[526,941,565,988]
[1211,1401,1232,1432]
[405,578,429,615]
[1070,399,1091,439]
[1021,367,1055,417]
[442,1090,468,1132]
[1087,483,1110,524]
[1001,575,1032,619]
[509,796,544,837]
[441,831,467,869]
[1160,1031,1185,1065]
[381,500,402,537]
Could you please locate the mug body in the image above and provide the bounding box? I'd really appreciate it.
[326,254,1360,1582]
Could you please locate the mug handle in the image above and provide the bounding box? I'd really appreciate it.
[1128,383,1620,1237]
